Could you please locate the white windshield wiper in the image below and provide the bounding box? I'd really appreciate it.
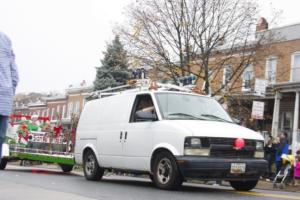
[201,114,233,123]
[167,113,206,120]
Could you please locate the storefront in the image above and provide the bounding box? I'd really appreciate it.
[227,90,275,135]
[272,82,300,155]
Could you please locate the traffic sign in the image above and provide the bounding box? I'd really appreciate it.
[251,101,265,119]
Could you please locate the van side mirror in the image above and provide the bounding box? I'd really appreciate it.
[135,110,157,122]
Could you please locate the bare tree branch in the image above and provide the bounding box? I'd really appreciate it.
[116,0,278,97]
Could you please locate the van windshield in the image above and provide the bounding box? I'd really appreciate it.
[155,93,233,123]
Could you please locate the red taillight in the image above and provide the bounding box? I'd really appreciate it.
[233,138,245,150]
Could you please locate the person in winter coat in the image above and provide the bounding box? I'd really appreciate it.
[275,133,289,173]
[294,149,300,186]
[264,135,276,178]
[0,31,19,163]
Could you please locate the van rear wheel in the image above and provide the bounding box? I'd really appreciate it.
[152,151,183,190]
[59,164,74,173]
[229,180,258,191]
[83,150,104,181]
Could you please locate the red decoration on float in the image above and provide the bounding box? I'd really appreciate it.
[10,114,50,122]
[53,125,62,138]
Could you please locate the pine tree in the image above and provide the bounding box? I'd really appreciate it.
[94,35,131,90]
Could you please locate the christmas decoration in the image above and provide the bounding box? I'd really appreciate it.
[41,120,51,132]
[17,123,30,145]
[53,126,62,138]
[32,115,42,130]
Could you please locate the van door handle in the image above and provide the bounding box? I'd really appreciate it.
[120,131,123,140]
[125,131,128,140]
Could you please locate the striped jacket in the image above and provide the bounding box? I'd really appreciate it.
[0,31,19,116]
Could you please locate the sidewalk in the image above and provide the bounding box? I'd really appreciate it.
[220,179,300,192]
[256,180,300,192]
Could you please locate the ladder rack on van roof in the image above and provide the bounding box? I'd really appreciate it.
[87,79,204,100]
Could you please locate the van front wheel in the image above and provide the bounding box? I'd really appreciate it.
[153,151,183,190]
[229,180,258,191]
[0,159,7,170]
[83,150,104,181]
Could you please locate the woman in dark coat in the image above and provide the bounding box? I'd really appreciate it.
[264,136,276,179]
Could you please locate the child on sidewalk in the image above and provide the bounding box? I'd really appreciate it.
[295,149,300,186]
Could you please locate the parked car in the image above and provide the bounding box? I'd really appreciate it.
[75,90,267,191]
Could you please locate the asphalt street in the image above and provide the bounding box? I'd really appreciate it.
[0,164,299,200]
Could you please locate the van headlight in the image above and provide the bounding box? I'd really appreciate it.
[191,138,201,146]
[256,141,264,151]
[254,140,264,158]
[254,151,264,158]
[184,137,210,156]
[184,148,210,156]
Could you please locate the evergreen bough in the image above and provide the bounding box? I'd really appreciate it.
[94,35,130,90]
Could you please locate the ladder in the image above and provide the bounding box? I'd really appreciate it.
[87,79,199,100]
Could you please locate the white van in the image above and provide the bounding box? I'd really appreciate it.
[75,90,267,191]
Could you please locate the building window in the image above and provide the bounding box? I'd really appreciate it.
[281,111,293,144]
[62,105,66,119]
[266,57,277,84]
[51,108,55,120]
[67,102,73,118]
[242,64,253,91]
[75,101,80,114]
[57,105,60,118]
[222,65,232,86]
[291,53,300,82]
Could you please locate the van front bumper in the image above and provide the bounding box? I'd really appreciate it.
[175,156,267,181]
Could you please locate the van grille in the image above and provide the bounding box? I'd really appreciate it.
[209,137,256,158]
[209,137,256,147]
[210,149,255,158]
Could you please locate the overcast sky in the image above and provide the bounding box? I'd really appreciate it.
[0,0,299,93]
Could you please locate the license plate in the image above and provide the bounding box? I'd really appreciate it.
[230,163,246,174]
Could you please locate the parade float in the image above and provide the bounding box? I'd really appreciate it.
[0,114,77,172]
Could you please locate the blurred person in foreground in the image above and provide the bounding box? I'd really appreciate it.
[0,31,19,163]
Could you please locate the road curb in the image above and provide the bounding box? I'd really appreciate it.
[220,180,300,193]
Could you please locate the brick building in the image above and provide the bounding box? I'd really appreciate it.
[65,81,93,121]
[44,95,67,121]
[13,81,93,127]
[195,19,300,153]
[13,104,29,116]
[27,101,46,117]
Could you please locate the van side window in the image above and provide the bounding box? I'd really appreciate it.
[130,94,157,122]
